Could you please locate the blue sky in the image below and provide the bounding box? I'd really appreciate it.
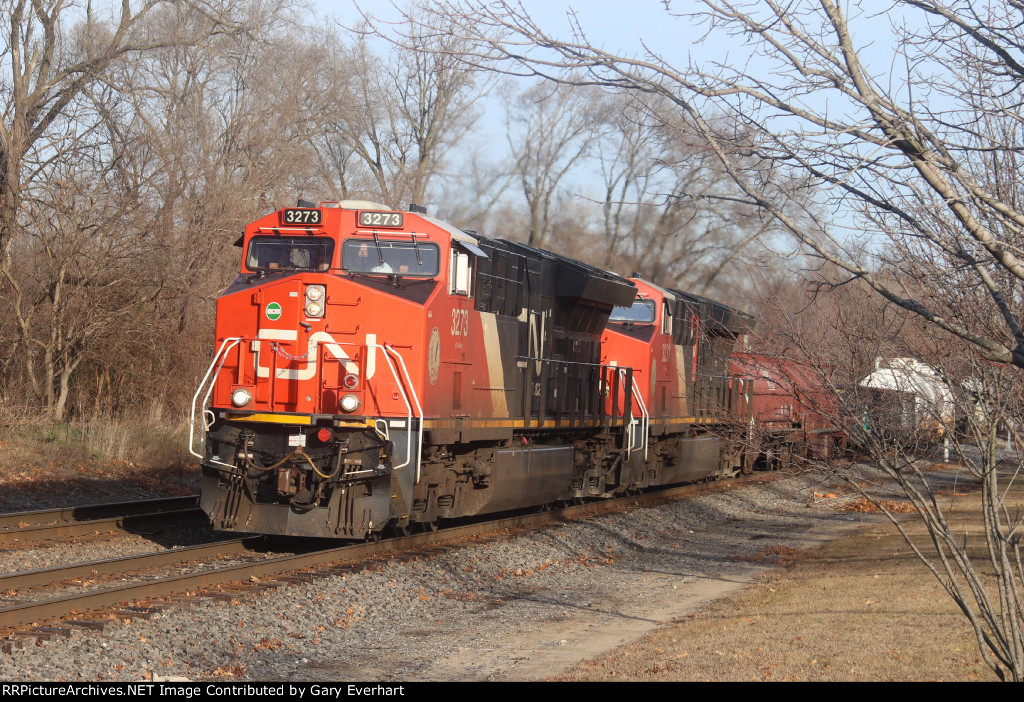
[316,1,713,156]
[310,1,905,240]
[323,1,707,61]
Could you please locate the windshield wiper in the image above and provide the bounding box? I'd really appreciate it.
[410,233,423,266]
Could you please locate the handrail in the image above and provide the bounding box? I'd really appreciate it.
[189,337,243,466]
[384,344,424,483]
[629,374,650,461]
[618,369,637,458]
[618,368,650,462]
[367,343,424,483]
[372,344,412,475]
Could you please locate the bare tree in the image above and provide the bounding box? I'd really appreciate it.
[0,0,245,254]
[502,79,602,248]
[430,143,517,233]
[592,94,779,295]
[0,119,141,419]
[400,0,1024,368]
[394,0,1024,680]
[0,0,297,419]
[87,0,319,412]
[753,264,1024,681]
[315,12,486,209]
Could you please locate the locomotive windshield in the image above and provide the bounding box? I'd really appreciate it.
[610,298,656,323]
[246,237,334,271]
[342,238,440,277]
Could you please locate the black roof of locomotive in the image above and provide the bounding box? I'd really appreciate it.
[671,289,755,336]
[484,238,636,310]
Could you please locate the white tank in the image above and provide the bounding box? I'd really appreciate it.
[859,357,954,430]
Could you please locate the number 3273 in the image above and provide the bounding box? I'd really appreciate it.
[451,309,469,336]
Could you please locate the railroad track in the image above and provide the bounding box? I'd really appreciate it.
[0,495,202,545]
[0,474,769,642]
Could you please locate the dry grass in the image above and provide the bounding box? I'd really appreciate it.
[0,401,189,468]
[553,476,1018,682]
[0,403,198,508]
[78,407,189,468]
[839,498,918,514]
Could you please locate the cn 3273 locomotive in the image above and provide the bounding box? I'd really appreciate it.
[190,201,754,539]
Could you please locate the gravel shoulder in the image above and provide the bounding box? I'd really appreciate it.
[554,513,1000,681]
[0,462,953,682]
[425,513,871,682]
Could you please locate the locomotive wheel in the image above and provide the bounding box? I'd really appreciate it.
[392,524,411,538]
[366,530,383,543]
[418,519,439,533]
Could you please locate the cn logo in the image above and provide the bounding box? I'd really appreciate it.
[254,329,375,381]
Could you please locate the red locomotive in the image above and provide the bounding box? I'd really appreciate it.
[190,201,761,540]
[601,279,755,486]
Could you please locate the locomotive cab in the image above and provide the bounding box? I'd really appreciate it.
[192,202,453,538]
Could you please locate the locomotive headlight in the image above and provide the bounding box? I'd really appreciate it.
[304,300,324,317]
[339,394,361,413]
[231,388,252,407]
[304,285,326,318]
[343,373,359,390]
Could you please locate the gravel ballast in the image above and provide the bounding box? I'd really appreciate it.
[0,466,888,682]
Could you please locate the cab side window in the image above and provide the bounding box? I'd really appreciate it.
[450,249,472,295]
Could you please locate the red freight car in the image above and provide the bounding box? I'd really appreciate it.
[729,353,847,467]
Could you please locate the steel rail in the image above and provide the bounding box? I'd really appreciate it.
[0,508,206,546]
[0,538,257,591]
[0,479,741,631]
[0,496,199,529]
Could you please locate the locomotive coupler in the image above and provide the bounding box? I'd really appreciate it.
[276,465,306,497]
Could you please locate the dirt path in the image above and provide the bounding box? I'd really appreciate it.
[456,518,874,681]
[398,464,1006,682]
[549,485,1004,681]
